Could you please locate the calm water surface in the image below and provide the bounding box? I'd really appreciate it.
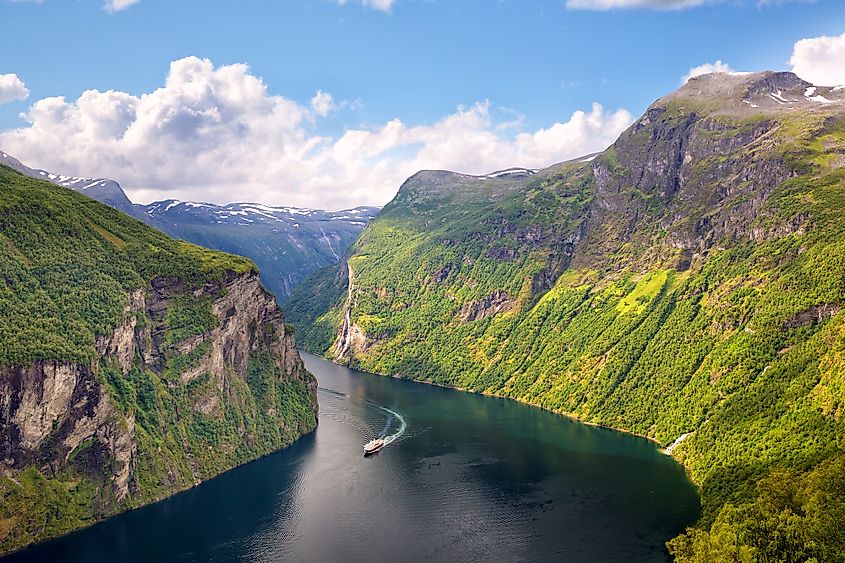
[6,353,699,562]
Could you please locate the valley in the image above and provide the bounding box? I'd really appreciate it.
[2,50,844,563]
[288,71,845,561]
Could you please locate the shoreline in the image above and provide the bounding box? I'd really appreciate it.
[299,349,691,456]
[300,350,703,490]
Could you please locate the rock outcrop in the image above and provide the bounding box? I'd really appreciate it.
[458,290,515,322]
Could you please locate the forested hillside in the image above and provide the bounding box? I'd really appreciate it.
[287,71,845,561]
[0,166,318,555]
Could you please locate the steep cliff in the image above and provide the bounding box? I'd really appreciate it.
[288,72,845,560]
[0,166,317,555]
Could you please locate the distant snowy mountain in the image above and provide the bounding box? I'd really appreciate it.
[145,200,373,234]
[0,151,139,217]
[141,200,379,299]
[0,151,379,301]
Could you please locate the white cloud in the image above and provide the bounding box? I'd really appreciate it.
[566,0,711,9]
[0,74,29,105]
[790,31,845,86]
[681,60,734,84]
[310,90,335,117]
[335,0,395,13]
[103,0,142,13]
[362,0,394,11]
[0,57,631,209]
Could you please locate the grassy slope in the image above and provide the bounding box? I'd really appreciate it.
[0,166,317,554]
[289,92,845,559]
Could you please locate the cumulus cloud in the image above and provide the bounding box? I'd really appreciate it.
[335,0,395,13]
[0,74,29,105]
[362,0,394,11]
[681,60,734,84]
[103,0,141,12]
[13,0,395,11]
[10,0,141,10]
[310,90,335,117]
[790,31,845,86]
[0,57,632,209]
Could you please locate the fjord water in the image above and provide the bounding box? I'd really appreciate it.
[7,354,698,562]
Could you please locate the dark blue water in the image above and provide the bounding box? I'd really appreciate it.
[5,353,699,562]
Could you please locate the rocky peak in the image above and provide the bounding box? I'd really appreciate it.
[743,71,812,97]
[391,167,547,214]
[660,71,843,116]
[573,69,845,273]
[0,151,36,177]
[47,176,136,215]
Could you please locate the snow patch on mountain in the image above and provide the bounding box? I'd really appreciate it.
[480,167,539,180]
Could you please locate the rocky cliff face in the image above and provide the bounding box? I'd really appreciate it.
[569,71,845,277]
[145,272,307,383]
[0,270,316,554]
[0,362,129,487]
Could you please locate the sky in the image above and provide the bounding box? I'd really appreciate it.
[0,0,844,209]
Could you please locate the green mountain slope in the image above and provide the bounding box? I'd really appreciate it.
[287,71,845,561]
[0,165,318,555]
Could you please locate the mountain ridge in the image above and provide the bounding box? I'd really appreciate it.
[0,151,379,301]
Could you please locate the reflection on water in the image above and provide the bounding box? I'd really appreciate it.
[3,353,699,563]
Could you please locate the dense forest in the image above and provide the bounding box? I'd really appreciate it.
[287,72,845,561]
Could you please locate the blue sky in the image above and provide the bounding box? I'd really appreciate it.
[0,0,844,208]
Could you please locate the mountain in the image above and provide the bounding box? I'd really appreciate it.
[287,71,845,561]
[0,151,139,217]
[0,151,379,302]
[140,200,379,301]
[0,164,318,555]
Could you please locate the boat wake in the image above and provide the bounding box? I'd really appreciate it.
[367,402,407,446]
[317,387,407,449]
